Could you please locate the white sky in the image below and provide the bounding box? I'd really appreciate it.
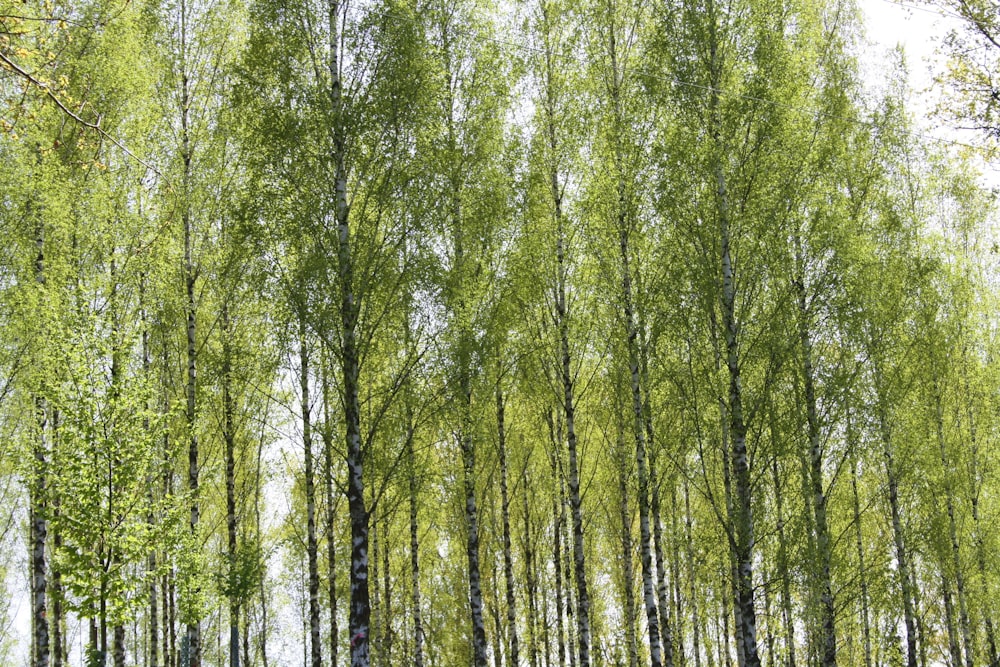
[861,0,949,105]
[861,0,1000,184]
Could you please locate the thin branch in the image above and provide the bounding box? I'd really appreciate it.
[0,50,163,177]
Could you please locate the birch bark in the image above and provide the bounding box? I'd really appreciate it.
[31,219,49,667]
[603,15,663,658]
[223,303,240,667]
[300,326,322,667]
[498,389,520,667]
[932,379,974,667]
[793,239,837,667]
[326,1,372,664]
[708,14,761,663]
[876,405,917,667]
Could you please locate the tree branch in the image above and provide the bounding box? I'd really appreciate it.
[0,49,162,176]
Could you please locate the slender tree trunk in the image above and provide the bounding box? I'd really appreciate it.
[771,461,796,667]
[51,451,63,667]
[702,600,713,667]
[113,624,125,667]
[640,314,674,667]
[407,407,422,667]
[542,573,552,667]
[913,563,928,667]
[487,576,504,667]
[327,0,371,662]
[108,264,125,667]
[444,72,488,664]
[943,573,962,667]
[972,486,998,667]
[243,607,250,667]
[100,572,108,666]
[142,290,158,667]
[548,411,566,667]
[670,487,684,667]
[49,404,63,667]
[447,100,490,667]
[255,430,270,667]
[877,406,917,667]
[382,517,392,665]
[651,451,675,667]
[564,509,577,667]
[600,11,662,663]
[708,14,760,662]
[793,239,837,667]
[300,324,322,667]
[179,1,201,664]
[684,475,701,667]
[160,576,168,667]
[762,566,774,667]
[795,434,817,666]
[160,345,175,667]
[459,342,488,667]
[524,471,539,667]
[620,217,663,667]
[223,302,240,667]
[31,219,49,667]
[619,429,639,667]
[322,362,340,667]
[489,564,503,667]
[167,568,177,667]
[88,614,97,667]
[962,370,999,667]
[932,380,973,667]
[371,520,381,665]
[539,10,593,661]
[561,237,592,667]
[717,397,743,667]
[498,389,520,667]
[850,451,872,667]
[722,583,733,667]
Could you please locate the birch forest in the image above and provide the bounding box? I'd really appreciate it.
[1,0,999,666]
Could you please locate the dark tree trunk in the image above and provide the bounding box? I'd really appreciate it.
[382,517,392,665]
[327,0,372,662]
[300,325,322,667]
[322,362,340,667]
[141,291,158,667]
[223,302,240,667]
[524,471,540,667]
[943,573,962,667]
[933,379,973,667]
[498,389,520,667]
[113,624,125,667]
[877,406,917,667]
[793,238,837,667]
[407,409,422,667]
[709,16,761,661]
[618,427,639,667]
[850,449,873,667]
[461,409,489,667]
[684,476,702,667]
[963,370,999,667]
[620,220,663,667]
[180,2,201,664]
[548,411,566,667]
[771,461,797,667]
[31,220,49,667]
[51,432,64,667]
